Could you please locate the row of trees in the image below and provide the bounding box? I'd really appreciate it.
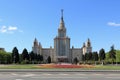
[11,47,44,64]
[0,47,45,64]
[0,46,117,64]
[11,47,51,64]
[81,45,116,64]
[82,48,105,62]
[0,50,11,64]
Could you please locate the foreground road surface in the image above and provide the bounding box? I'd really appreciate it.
[0,72,120,80]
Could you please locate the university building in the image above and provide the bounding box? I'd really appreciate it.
[32,10,92,63]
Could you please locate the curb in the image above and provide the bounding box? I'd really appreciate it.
[0,69,120,72]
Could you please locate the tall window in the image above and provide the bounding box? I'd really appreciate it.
[59,39,66,56]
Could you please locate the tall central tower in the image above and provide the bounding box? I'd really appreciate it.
[54,10,70,62]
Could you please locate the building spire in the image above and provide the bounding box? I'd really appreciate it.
[61,9,63,20]
[59,9,66,30]
[34,38,38,43]
[86,38,91,47]
[34,38,38,46]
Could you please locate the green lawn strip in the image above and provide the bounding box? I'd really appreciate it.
[0,64,38,69]
[0,64,120,70]
[94,65,120,70]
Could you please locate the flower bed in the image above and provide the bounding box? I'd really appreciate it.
[35,63,95,69]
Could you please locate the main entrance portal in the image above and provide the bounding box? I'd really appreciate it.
[57,56,68,62]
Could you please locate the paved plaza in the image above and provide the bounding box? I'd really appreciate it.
[0,71,120,80]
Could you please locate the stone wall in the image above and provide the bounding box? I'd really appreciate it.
[71,48,83,63]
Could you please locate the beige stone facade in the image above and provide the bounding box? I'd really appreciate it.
[32,10,92,63]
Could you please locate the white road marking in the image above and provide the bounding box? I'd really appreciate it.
[11,73,17,75]
[92,73,103,75]
[15,79,23,80]
[32,77,87,79]
[59,73,69,75]
[75,73,86,75]
[22,73,35,77]
[42,73,52,75]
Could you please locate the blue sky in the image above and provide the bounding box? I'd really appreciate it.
[0,0,120,53]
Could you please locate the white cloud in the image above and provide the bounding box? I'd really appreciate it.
[107,22,120,27]
[8,26,17,31]
[0,26,23,34]
[0,26,7,33]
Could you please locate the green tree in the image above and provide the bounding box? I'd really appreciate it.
[92,52,98,65]
[116,50,120,62]
[0,50,5,63]
[36,54,41,63]
[7,53,12,64]
[82,55,86,64]
[40,55,43,62]
[73,57,78,64]
[85,52,92,61]
[37,54,43,63]
[92,52,98,61]
[88,52,92,60]
[4,52,12,64]
[21,48,29,64]
[29,51,35,62]
[85,53,89,61]
[22,48,29,61]
[31,51,37,61]
[12,47,19,63]
[99,48,105,65]
[99,48,106,61]
[109,45,116,64]
[82,55,85,61]
[0,50,12,64]
[47,56,51,63]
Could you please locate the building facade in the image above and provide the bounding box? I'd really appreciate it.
[32,10,92,63]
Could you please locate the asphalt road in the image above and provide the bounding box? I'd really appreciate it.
[0,72,120,80]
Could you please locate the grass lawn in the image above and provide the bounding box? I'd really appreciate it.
[95,65,120,70]
[0,64,38,69]
[0,64,120,70]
